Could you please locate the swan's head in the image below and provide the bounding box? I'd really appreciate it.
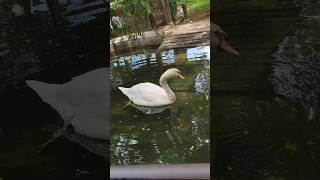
[161,68,185,80]
[212,23,240,56]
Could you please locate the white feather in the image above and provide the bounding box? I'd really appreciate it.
[26,68,110,140]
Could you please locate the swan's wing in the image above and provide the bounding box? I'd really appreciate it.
[64,68,109,139]
[127,83,170,106]
[129,83,167,98]
[26,68,110,140]
[71,68,108,81]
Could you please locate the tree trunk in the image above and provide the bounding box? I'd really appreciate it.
[148,13,157,29]
[182,4,188,19]
[161,0,170,24]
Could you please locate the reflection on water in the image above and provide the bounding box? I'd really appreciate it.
[214,0,320,179]
[129,104,174,115]
[187,46,210,61]
[271,1,320,122]
[0,0,107,92]
[0,0,107,179]
[111,46,210,70]
[110,46,210,165]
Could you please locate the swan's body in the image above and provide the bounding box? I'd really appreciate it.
[26,68,109,140]
[212,23,240,56]
[118,68,185,107]
[119,83,172,106]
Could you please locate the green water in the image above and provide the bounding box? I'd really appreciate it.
[110,46,210,165]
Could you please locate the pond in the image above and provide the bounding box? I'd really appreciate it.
[110,46,210,165]
[213,0,320,179]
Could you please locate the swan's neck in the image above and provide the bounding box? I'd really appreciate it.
[159,75,176,102]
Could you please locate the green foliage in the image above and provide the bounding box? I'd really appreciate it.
[110,0,152,40]
[122,0,151,23]
[178,0,209,12]
[167,0,177,22]
[176,0,187,5]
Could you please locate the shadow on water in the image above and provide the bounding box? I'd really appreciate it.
[214,0,320,179]
[0,0,107,179]
[110,46,210,166]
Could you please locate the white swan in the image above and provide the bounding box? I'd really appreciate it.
[118,68,185,106]
[26,68,109,140]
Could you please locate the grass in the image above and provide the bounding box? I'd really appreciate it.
[183,0,210,12]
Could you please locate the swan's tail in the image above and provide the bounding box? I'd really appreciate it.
[26,80,60,103]
[118,87,132,109]
[118,87,129,97]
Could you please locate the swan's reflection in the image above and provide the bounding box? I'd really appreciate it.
[128,103,178,122]
[130,103,175,115]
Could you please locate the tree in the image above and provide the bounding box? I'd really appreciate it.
[177,0,188,19]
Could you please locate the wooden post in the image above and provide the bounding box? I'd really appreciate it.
[148,0,155,29]
[149,13,157,29]
[110,43,116,59]
[156,51,162,68]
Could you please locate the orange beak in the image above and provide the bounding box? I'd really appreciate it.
[177,74,185,79]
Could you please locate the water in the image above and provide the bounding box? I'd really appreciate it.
[110,46,210,165]
[0,1,108,179]
[213,0,320,179]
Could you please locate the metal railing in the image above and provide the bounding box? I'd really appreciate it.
[110,163,210,179]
